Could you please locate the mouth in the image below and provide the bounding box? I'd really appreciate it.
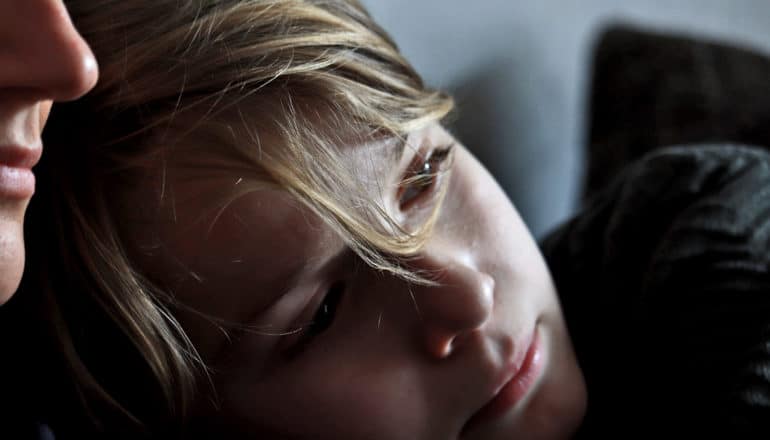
[0,144,42,198]
[462,325,546,435]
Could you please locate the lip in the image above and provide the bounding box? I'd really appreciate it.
[0,144,42,168]
[0,144,42,198]
[462,326,545,434]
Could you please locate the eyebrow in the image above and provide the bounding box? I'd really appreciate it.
[387,136,409,170]
[242,256,309,326]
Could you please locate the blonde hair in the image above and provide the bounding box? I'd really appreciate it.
[37,0,453,433]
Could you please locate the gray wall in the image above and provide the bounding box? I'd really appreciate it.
[362,0,770,237]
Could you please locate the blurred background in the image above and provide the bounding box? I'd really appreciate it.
[361,0,770,238]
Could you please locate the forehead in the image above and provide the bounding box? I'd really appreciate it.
[151,186,336,316]
[124,121,448,340]
[132,129,408,318]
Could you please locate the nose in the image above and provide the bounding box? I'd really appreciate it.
[0,0,99,101]
[411,246,495,359]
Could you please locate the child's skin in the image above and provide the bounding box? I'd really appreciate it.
[123,122,587,439]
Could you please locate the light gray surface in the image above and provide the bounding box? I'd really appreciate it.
[362,0,770,237]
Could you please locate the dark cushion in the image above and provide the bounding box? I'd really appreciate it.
[584,25,770,199]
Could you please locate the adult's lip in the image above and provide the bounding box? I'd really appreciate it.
[461,325,544,435]
[0,144,42,198]
[0,143,42,169]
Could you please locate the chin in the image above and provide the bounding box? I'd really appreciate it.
[0,231,26,305]
[512,375,587,440]
[0,267,23,305]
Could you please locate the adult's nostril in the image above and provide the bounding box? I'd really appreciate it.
[1,0,100,102]
[47,21,99,101]
[60,45,99,100]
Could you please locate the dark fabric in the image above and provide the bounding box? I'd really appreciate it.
[542,145,770,438]
[0,280,59,440]
[585,26,770,200]
[0,423,56,440]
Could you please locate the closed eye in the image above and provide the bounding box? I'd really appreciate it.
[285,281,346,357]
[305,281,345,337]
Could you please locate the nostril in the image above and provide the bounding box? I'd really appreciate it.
[424,326,487,360]
[429,265,495,329]
[55,38,99,101]
[26,1,101,102]
[470,271,495,326]
[5,0,100,102]
[418,267,496,360]
[425,329,454,359]
[73,51,99,97]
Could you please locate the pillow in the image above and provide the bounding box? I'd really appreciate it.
[584,25,770,199]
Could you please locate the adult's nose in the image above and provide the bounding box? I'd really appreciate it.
[0,0,99,102]
[411,244,495,359]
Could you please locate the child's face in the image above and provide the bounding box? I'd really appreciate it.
[130,122,586,439]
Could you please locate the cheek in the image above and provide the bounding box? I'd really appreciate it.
[220,351,429,439]
[217,288,439,439]
[444,148,540,266]
[446,148,558,307]
[39,100,53,130]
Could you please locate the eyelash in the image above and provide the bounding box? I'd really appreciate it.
[290,281,346,352]
[399,144,455,209]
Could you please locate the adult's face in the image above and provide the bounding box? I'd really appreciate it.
[0,0,98,303]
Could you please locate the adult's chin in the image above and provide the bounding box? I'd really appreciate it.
[0,219,26,305]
